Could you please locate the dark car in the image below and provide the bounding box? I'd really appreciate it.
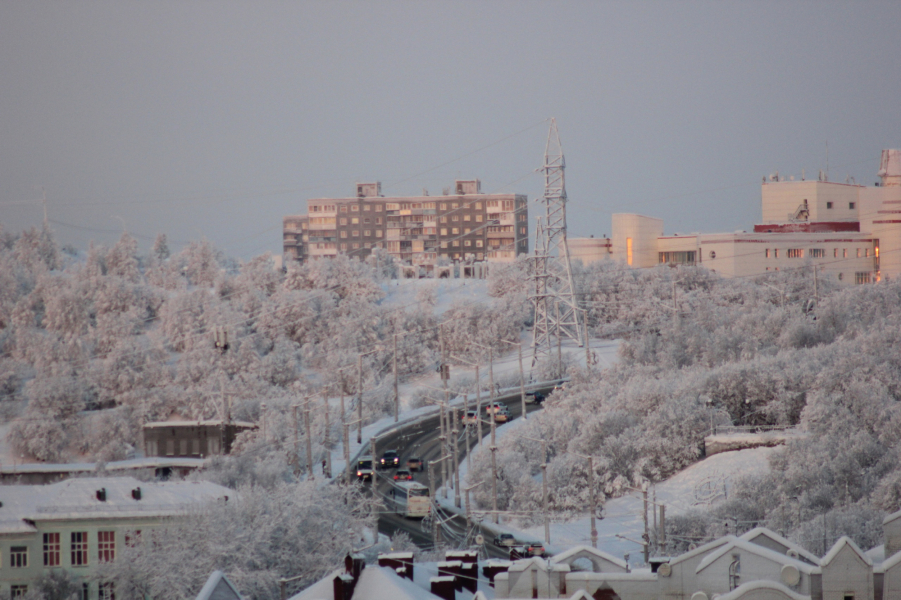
[393,469,413,481]
[525,391,546,404]
[494,533,516,547]
[406,457,423,472]
[379,450,400,469]
[526,542,546,557]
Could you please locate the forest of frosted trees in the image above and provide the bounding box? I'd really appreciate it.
[4,222,901,594]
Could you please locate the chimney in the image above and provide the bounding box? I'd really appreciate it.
[482,560,511,587]
[96,488,107,502]
[430,577,455,600]
[377,552,414,580]
[332,574,354,600]
[437,561,463,591]
[132,487,142,501]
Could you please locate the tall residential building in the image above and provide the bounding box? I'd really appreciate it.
[570,149,901,285]
[283,180,529,270]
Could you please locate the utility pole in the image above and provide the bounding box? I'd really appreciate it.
[341,391,350,482]
[517,343,526,420]
[583,308,592,371]
[814,265,819,304]
[393,333,399,422]
[452,407,461,508]
[322,388,331,478]
[659,504,666,554]
[490,405,498,524]
[357,353,364,444]
[440,327,450,499]
[476,365,483,449]
[589,456,597,548]
[643,483,649,563]
[304,401,314,480]
[673,278,677,313]
[522,435,550,544]
[292,405,299,477]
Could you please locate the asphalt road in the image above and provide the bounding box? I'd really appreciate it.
[367,384,559,558]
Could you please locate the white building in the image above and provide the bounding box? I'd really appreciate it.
[0,477,232,600]
[572,149,901,285]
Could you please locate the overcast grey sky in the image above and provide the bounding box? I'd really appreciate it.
[2,1,900,260]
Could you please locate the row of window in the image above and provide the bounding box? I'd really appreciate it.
[764,248,872,259]
[310,199,519,213]
[339,230,382,238]
[3,531,127,570]
[824,201,855,209]
[11,582,115,600]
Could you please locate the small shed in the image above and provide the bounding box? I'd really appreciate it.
[143,420,256,458]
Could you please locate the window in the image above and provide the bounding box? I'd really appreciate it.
[340,206,348,213]
[98,531,115,562]
[364,230,371,237]
[351,205,359,212]
[352,243,360,249]
[440,216,447,223]
[774,249,779,258]
[10,547,27,568]
[451,203,458,209]
[351,230,359,237]
[476,240,484,248]
[463,214,471,222]
[856,272,871,284]
[464,240,471,247]
[339,218,347,225]
[826,202,833,209]
[99,583,115,600]
[709,250,716,259]
[857,248,862,258]
[452,228,459,235]
[843,249,848,258]
[440,242,448,249]
[375,205,383,212]
[363,205,370,212]
[440,228,448,236]
[787,249,804,258]
[452,215,459,222]
[166,439,174,456]
[838,273,844,281]
[79,584,89,600]
[340,243,347,250]
[376,231,383,238]
[71,532,89,566]
[728,555,740,591]
[849,202,856,209]
[43,533,60,566]
[765,249,770,258]
[865,248,870,258]
[810,248,825,258]
[340,231,347,238]
[834,248,838,258]
[476,215,483,222]
[10,586,27,599]
[474,202,482,209]
[375,217,382,224]
[627,238,633,266]
[452,241,459,247]
[440,203,447,210]
[351,218,359,225]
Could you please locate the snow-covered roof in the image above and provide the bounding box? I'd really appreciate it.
[667,536,735,567]
[550,545,629,571]
[288,569,342,600]
[821,536,871,567]
[0,456,208,475]
[351,567,444,600]
[195,571,244,600]
[883,507,901,526]
[508,556,569,573]
[716,579,810,600]
[0,476,231,533]
[739,527,821,566]
[695,538,820,575]
[144,420,256,429]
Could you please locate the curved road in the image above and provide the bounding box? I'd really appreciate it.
[368,384,558,558]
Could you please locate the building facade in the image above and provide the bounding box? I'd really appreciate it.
[0,477,231,600]
[283,180,529,271]
[571,149,901,285]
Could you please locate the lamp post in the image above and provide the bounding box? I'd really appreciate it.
[569,450,602,548]
[450,355,480,470]
[498,339,527,421]
[357,347,381,444]
[520,434,550,543]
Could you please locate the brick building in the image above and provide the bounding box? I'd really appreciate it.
[283,180,528,272]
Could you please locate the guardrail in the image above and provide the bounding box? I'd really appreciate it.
[711,424,792,436]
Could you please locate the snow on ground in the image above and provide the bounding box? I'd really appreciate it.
[442,444,778,567]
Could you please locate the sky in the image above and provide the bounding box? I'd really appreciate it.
[2,1,900,260]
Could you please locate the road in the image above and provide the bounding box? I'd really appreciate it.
[367,384,558,558]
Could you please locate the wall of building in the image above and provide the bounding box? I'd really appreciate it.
[569,237,612,265]
[760,180,861,225]
[612,214,663,268]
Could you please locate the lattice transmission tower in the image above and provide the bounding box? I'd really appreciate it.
[529,118,583,366]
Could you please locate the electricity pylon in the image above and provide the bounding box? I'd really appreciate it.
[530,118,583,366]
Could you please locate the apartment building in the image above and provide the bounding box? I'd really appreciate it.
[283,180,529,271]
[0,477,231,600]
[570,149,901,285]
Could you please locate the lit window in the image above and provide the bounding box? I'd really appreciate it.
[464,214,471,222]
[363,205,370,212]
[351,218,359,224]
[765,249,770,258]
[451,203,458,209]
[857,249,861,258]
[440,217,447,223]
[787,249,803,258]
[476,240,484,248]
[834,248,838,257]
[440,203,447,210]
[452,216,459,222]
[43,533,60,566]
[843,249,848,258]
[375,205,383,212]
[352,230,359,237]
[375,217,382,224]
[340,231,347,238]
[464,240,471,247]
[351,205,359,212]
[441,228,448,236]
[364,230,371,237]
[464,228,471,234]
[98,531,115,563]
[452,228,459,235]
[476,215,483,222]
[340,218,347,225]
[376,231,383,238]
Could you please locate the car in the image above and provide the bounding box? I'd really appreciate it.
[461,410,478,425]
[493,533,517,547]
[379,450,400,469]
[525,391,546,404]
[525,542,546,557]
[493,409,511,423]
[393,469,413,481]
[356,456,374,481]
[485,401,507,415]
[406,457,423,472]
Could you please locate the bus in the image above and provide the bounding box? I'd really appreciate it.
[390,481,430,518]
